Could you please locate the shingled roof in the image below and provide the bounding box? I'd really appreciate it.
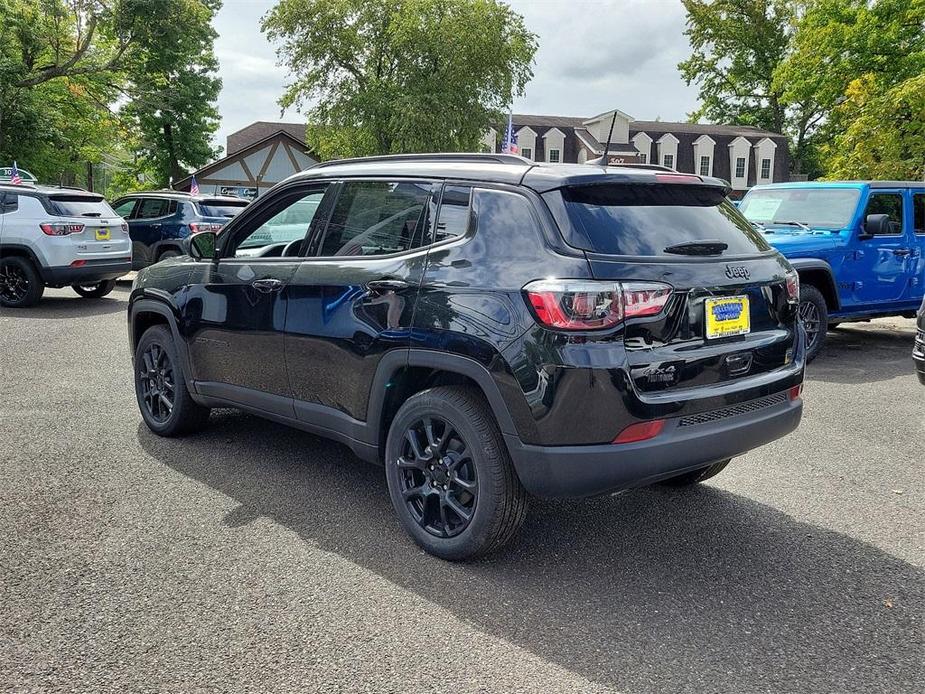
[226,121,307,155]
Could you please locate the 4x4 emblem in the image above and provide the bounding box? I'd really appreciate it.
[725,265,750,280]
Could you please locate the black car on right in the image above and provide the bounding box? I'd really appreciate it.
[128,154,806,560]
[914,296,925,384]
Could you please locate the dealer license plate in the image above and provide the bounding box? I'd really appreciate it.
[95,228,111,241]
[705,296,750,339]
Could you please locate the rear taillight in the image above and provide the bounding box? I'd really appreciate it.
[189,222,222,234]
[785,270,799,304]
[523,280,672,331]
[788,384,803,400]
[40,222,84,236]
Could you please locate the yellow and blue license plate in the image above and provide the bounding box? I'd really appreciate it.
[705,296,750,339]
[95,227,111,241]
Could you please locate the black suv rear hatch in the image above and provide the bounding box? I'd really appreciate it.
[543,179,800,394]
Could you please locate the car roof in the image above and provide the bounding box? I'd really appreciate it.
[0,183,101,197]
[750,181,925,191]
[118,190,248,203]
[287,153,728,193]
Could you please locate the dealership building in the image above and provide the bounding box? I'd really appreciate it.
[177,108,789,198]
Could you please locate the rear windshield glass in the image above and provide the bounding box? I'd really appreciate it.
[47,195,116,218]
[544,184,771,256]
[197,199,248,218]
[739,187,861,229]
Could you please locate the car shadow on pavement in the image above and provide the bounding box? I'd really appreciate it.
[0,286,128,319]
[808,322,917,385]
[138,414,923,694]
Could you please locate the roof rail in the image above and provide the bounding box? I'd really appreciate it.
[309,152,531,169]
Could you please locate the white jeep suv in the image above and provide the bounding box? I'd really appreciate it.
[0,184,131,307]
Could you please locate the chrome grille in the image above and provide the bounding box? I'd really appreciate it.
[678,392,787,428]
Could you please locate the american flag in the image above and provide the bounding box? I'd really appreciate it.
[501,113,519,154]
[10,161,22,185]
[190,175,200,195]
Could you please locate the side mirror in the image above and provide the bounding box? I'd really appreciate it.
[188,231,217,260]
[861,213,892,239]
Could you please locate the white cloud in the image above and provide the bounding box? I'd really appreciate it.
[212,0,699,151]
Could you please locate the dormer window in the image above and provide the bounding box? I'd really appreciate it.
[548,149,561,163]
[663,153,674,169]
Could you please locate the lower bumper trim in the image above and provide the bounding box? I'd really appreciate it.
[505,394,803,498]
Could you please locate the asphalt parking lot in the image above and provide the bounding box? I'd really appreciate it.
[1,284,922,693]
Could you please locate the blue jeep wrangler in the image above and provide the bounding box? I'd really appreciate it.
[110,191,249,270]
[739,181,925,360]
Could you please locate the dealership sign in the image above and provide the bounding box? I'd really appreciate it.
[0,166,38,184]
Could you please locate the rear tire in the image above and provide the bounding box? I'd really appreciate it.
[0,256,44,308]
[157,249,180,263]
[799,284,828,362]
[134,325,210,437]
[384,386,528,561]
[72,279,116,298]
[659,459,731,486]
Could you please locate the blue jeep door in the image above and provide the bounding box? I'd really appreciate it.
[853,190,913,306]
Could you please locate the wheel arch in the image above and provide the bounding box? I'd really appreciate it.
[0,244,45,274]
[367,349,519,460]
[129,298,193,383]
[789,258,840,311]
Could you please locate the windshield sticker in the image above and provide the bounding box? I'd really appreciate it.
[745,197,782,220]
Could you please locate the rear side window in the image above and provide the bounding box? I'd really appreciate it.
[544,184,771,256]
[136,198,171,219]
[112,199,137,218]
[433,185,472,243]
[197,199,248,218]
[1,193,17,214]
[46,194,116,218]
[319,180,432,257]
[912,194,924,234]
[865,193,903,234]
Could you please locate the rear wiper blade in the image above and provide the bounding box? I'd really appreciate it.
[81,212,102,217]
[770,220,810,231]
[663,240,729,256]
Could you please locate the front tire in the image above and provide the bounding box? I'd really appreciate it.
[799,284,828,362]
[0,256,44,308]
[385,386,527,560]
[72,279,116,298]
[134,325,210,437]
[660,459,731,486]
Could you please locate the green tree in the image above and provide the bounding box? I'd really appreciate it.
[121,0,223,186]
[778,0,925,180]
[261,0,537,159]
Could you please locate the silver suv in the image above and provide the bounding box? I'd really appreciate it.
[0,184,131,307]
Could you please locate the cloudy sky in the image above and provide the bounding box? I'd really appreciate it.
[213,0,700,150]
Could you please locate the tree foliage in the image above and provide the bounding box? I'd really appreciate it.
[680,0,925,179]
[0,0,222,190]
[262,0,537,159]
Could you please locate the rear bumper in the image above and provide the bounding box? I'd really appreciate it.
[506,391,803,498]
[41,258,132,286]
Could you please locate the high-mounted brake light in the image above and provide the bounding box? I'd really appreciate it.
[655,173,702,184]
[40,222,84,236]
[523,280,672,331]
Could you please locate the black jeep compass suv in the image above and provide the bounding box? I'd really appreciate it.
[128,154,805,560]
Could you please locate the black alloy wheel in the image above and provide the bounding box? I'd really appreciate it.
[0,262,29,304]
[799,284,828,362]
[138,342,175,423]
[396,415,478,538]
[0,257,43,307]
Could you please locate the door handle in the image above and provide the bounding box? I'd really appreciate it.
[893,248,911,257]
[252,278,284,293]
[367,278,411,292]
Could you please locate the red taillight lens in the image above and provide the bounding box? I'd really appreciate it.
[613,419,665,444]
[785,270,799,304]
[788,384,803,400]
[524,280,672,331]
[40,222,85,236]
[190,222,222,234]
[70,259,86,267]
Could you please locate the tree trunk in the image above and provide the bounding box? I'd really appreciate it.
[162,121,182,186]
